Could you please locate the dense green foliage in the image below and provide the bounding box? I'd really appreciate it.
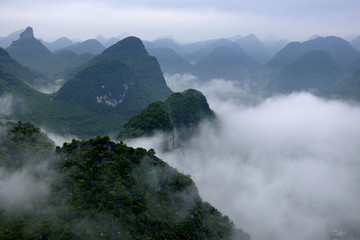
[0,121,55,169]
[166,89,215,129]
[118,89,215,142]
[55,59,144,111]
[0,122,249,240]
[92,36,172,100]
[119,101,174,138]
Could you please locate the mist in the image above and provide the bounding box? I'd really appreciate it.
[0,165,51,211]
[0,93,14,116]
[36,78,64,94]
[127,73,360,240]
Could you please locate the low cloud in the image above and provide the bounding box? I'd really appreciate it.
[0,93,14,116]
[164,73,262,107]
[36,78,64,94]
[42,128,79,146]
[0,164,52,211]
[127,74,360,240]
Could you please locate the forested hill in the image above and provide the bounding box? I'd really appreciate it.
[0,35,173,138]
[118,89,216,146]
[0,121,250,240]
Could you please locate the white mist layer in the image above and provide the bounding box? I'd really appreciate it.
[127,74,360,240]
[0,165,50,211]
[36,78,64,94]
[41,128,79,147]
[0,93,14,116]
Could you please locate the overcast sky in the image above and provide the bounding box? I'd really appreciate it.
[0,0,359,42]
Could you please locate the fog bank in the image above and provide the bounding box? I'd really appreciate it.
[128,74,360,240]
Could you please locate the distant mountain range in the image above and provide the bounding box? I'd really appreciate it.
[42,37,74,52]
[1,26,360,114]
[268,50,344,95]
[248,36,360,97]
[5,27,94,81]
[0,32,173,137]
[0,29,23,48]
[57,39,105,55]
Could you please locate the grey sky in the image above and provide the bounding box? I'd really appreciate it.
[0,0,359,42]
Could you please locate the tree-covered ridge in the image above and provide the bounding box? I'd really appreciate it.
[0,122,249,240]
[91,36,172,100]
[0,35,174,138]
[166,89,215,129]
[118,89,215,141]
[55,59,139,109]
[119,101,174,138]
[0,121,55,169]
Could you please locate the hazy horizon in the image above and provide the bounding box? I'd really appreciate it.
[0,0,359,43]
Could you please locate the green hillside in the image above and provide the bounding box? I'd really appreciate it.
[1,36,173,138]
[118,89,215,144]
[92,36,172,100]
[0,121,250,240]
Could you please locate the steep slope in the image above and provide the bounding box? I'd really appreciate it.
[59,39,105,55]
[268,50,344,95]
[332,68,360,100]
[0,47,49,88]
[118,89,215,147]
[55,59,152,112]
[0,64,127,137]
[0,64,50,114]
[192,46,259,81]
[147,47,192,74]
[6,27,52,72]
[92,36,172,100]
[0,36,173,138]
[0,122,250,240]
